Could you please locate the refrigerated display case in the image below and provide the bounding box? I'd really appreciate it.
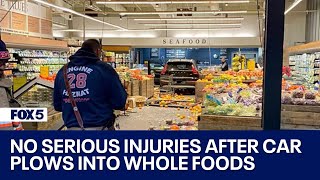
[13,78,63,130]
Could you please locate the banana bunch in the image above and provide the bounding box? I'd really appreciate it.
[220,74,234,81]
[232,55,247,72]
[232,55,241,72]
[197,79,210,82]
[205,74,214,80]
[236,76,245,83]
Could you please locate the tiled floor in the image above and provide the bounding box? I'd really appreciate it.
[116,106,190,130]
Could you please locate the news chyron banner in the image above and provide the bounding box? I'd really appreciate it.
[0,131,319,179]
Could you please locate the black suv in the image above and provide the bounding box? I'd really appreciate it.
[160,59,199,89]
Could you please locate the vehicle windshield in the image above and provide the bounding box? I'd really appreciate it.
[167,62,193,70]
[151,64,163,68]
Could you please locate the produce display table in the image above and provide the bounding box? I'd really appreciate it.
[198,115,262,130]
[281,105,320,130]
[199,105,320,130]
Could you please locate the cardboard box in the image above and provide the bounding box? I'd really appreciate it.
[124,81,131,96]
[146,78,155,98]
[127,97,136,108]
[139,79,147,97]
[131,79,140,96]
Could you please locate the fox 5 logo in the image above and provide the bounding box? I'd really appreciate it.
[0,108,47,122]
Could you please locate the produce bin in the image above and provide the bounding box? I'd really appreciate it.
[199,105,320,130]
[281,105,320,130]
[124,80,131,96]
[131,79,140,96]
[139,79,148,97]
[195,81,212,103]
[198,115,262,130]
[147,78,155,98]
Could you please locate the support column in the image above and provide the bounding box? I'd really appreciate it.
[262,0,286,130]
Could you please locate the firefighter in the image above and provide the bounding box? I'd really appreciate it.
[53,39,127,130]
[0,40,23,130]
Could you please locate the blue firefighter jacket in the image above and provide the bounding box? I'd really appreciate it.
[53,48,127,128]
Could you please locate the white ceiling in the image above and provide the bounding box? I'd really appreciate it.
[51,0,308,40]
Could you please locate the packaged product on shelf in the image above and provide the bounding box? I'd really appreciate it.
[289,52,319,90]
[282,93,293,105]
[7,49,67,82]
[292,98,306,105]
[305,91,316,100]
[292,90,304,98]
[305,100,319,106]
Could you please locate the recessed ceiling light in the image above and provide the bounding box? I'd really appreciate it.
[284,0,303,15]
[142,23,242,26]
[54,29,83,32]
[120,11,247,16]
[153,28,240,31]
[134,17,244,21]
[96,1,250,5]
[53,23,67,28]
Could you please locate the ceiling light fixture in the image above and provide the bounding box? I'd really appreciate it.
[120,11,247,16]
[142,23,242,26]
[53,23,67,28]
[134,17,244,21]
[32,0,126,30]
[55,29,156,32]
[153,28,240,31]
[53,29,84,32]
[96,1,250,5]
[284,0,303,15]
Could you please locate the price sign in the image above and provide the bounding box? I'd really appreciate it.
[13,76,27,91]
[40,66,49,79]
[105,52,115,57]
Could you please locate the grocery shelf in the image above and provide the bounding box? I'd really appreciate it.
[19,56,62,58]
[4,68,18,70]
[20,64,65,65]
[18,71,41,73]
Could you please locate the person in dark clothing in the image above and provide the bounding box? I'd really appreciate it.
[221,57,229,71]
[53,39,127,130]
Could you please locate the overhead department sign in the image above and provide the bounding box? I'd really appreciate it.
[162,38,208,46]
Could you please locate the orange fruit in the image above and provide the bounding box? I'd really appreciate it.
[170,125,180,131]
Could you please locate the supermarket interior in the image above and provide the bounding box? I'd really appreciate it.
[1,0,319,130]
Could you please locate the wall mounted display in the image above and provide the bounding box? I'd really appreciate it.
[220,48,228,60]
[0,9,10,28]
[0,0,53,38]
[12,12,26,31]
[28,16,40,33]
[151,48,159,58]
[166,48,186,59]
